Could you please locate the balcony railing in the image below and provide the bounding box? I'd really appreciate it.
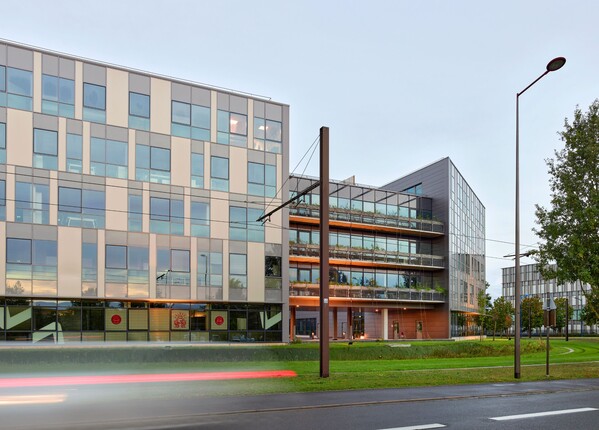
[290,205,444,234]
[290,282,446,302]
[289,243,445,269]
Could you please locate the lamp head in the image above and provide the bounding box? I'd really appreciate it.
[546,57,566,72]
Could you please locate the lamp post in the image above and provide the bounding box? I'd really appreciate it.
[514,56,565,379]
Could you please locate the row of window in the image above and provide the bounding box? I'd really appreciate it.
[2,123,277,195]
[0,180,267,240]
[290,264,434,289]
[5,237,282,293]
[290,228,432,255]
[0,65,283,153]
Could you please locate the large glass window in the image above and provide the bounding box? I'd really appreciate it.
[90,137,128,179]
[83,83,106,123]
[5,238,57,296]
[191,153,204,188]
[229,207,264,242]
[190,201,209,237]
[82,242,98,296]
[217,110,247,147]
[135,145,170,183]
[42,74,75,118]
[105,245,149,289]
[0,65,5,106]
[129,92,150,130]
[265,256,282,289]
[171,101,210,141]
[229,253,247,289]
[57,187,105,228]
[6,67,33,111]
[156,248,190,287]
[198,252,223,288]
[210,156,229,192]
[248,162,276,197]
[254,118,282,153]
[15,182,50,224]
[150,196,184,235]
[33,129,58,170]
[0,122,6,163]
[128,194,143,232]
[66,133,83,173]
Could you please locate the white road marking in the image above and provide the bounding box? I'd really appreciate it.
[379,424,446,430]
[490,407,598,421]
[0,394,67,405]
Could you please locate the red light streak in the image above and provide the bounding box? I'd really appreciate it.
[0,370,297,388]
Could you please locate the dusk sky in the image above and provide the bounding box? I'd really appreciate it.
[3,0,598,298]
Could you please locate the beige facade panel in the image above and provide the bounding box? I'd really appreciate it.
[150,78,170,134]
[33,51,42,112]
[142,184,150,232]
[58,117,67,171]
[265,209,282,244]
[189,237,197,300]
[221,239,229,302]
[105,178,128,231]
[210,91,217,143]
[171,136,191,187]
[0,223,5,296]
[247,242,265,302]
[82,122,91,175]
[6,109,33,167]
[247,99,254,148]
[229,147,247,195]
[58,227,82,297]
[106,68,129,128]
[210,193,229,240]
[75,61,83,119]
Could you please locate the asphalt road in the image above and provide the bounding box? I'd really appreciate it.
[1,377,598,429]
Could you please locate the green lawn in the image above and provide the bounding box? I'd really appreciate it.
[1,338,598,396]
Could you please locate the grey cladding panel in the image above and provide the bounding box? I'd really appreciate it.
[90,123,106,138]
[106,126,128,142]
[130,74,150,94]
[253,100,265,118]
[265,103,282,121]
[59,58,75,79]
[42,54,59,75]
[33,114,58,131]
[0,44,6,65]
[229,96,247,114]
[192,87,210,107]
[217,93,229,111]
[66,119,83,135]
[7,46,33,70]
[83,63,106,85]
[171,82,191,102]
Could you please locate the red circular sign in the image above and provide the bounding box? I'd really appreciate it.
[214,316,224,326]
[111,315,122,325]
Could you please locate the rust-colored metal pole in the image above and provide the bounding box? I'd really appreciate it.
[320,126,330,378]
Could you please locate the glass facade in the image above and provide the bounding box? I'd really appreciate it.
[0,40,288,344]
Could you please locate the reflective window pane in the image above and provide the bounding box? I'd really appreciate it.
[34,129,58,155]
[66,134,82,159]
[106,245,127,269]
[211,157,229,179]
[58,187,81,212]
[230,113,247,135]
[7,68,32,96]
[191,105,210,129]
[42,74,58,101]
[172,101,190,125]
[150,197,170,220]
[33,240,57,266]
[171,250,190,272]
[7,238,31,264]
[136,144,150,169]
[106,140,127,165]
[191,153,204,176]
[83,83,106,110]
[230,254,247,275]
[128,247,149,271]
[150,147,170,171]
[59,78,75,104]
[129,92,150,118]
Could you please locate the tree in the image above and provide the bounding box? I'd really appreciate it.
[534,100,599,324]
[456,313,467,336]
[489,297,514,340]
[473,284,492,340]
[521,297,543,337]
[581,289,599,332]
[554,297,574,334]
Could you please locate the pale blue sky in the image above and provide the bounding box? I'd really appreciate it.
[3,0,598,298]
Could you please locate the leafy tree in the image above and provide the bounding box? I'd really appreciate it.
[521,297,543,337]
[489,297,514,340]
[534,100,599,324]
[554,297,574,334]
[473,284,492,340]
[581,289,599,332]
[456,313,467,336]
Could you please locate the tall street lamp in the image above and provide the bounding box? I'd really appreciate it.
[514,56,566,379]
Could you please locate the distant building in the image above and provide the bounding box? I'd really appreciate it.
[289,157,486,340]
[502,263,592,334]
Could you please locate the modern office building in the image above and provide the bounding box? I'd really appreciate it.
[289,157,486,340]
[0,40,289,343]
[502,263,592,334]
